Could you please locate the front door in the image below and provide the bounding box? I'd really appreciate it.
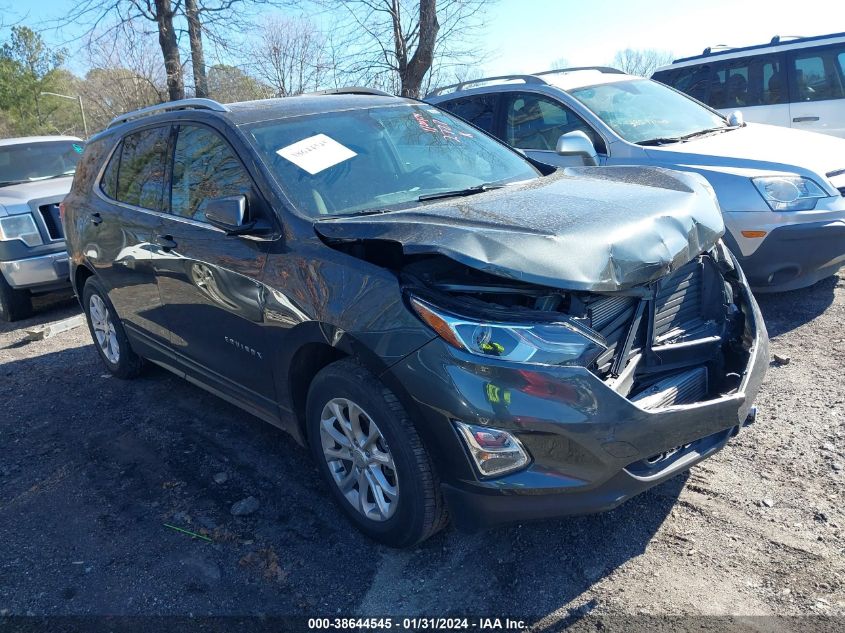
[501,92,607,167]
[154,123,276,414]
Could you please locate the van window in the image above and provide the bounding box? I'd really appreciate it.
[440,94,497,133]
[710,61,750,108]
[791,46,845,102]
[504,93,602,152]
[115,127,170,210]
[669,64,711,102]
[170,125,252,222]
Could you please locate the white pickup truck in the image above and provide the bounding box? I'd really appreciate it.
[0,136,82,321]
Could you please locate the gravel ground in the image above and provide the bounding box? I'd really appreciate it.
[0,272,843,627]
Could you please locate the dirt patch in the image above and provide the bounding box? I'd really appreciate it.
[0,275,843,623]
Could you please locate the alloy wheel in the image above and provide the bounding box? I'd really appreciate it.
[319,397,399,521]
[89,294,120,364]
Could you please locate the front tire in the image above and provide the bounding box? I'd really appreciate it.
[82,277,144,379]
[306,358,447,547]
[0,274,33,322]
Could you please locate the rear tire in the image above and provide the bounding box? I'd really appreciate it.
[82,277,144,379]
[0,274,33,322]
[306,358,448,547]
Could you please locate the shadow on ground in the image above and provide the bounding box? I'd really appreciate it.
[0,290,79,336]
[0,341,682,619]
[755,274,839,338]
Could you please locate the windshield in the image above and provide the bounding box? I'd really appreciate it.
[0,141,84,187]
[569,79,729,144]
[247,104,539,218]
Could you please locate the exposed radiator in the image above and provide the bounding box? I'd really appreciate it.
[630,366,708,410]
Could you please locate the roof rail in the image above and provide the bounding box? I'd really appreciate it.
[533,66,625,77]
[107,98,229,129]
[426,67,625,97]
[426,74,546,97]
[671,31,845,64]
[305,87,395,97]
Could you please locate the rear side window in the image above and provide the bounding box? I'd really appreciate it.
[439,94,497,133]
[790,45,845,102]
[170,125,252,222]
[115,126,170,210]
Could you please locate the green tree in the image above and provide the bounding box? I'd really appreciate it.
[0,26,76,135]
[207,64,270,103]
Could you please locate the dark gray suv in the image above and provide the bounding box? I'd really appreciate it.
[63,92,768,547]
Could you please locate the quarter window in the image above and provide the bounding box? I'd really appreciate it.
[115,127,170,210]
[170,125,252,222]
[504,93,601,152]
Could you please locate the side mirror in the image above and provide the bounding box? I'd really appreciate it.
[556,131,598,166]
[728,110,744,127]
[204,195,255,235]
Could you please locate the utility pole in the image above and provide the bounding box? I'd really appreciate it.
[40,91,89,139]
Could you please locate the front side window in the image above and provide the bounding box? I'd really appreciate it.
[504,92,600,152]
[570,78,728,145]
[791,47,845,102]
[247,104,539,218]
[0,141,83,188]
[170,125,252,222]
[710,60,750,109]
[115,126,170,210]
[440,94,497,133]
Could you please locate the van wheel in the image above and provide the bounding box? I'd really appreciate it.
[306,358,448,547]
[0,274,33,322]
[82,277,144,379]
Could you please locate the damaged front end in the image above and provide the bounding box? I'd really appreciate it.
[401,239,753,409]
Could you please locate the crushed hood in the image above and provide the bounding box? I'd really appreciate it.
[314,166,725,292]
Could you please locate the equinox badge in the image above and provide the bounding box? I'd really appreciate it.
[224,336,263,360]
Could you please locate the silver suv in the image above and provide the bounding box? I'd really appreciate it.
[0,136,81,321]
[427,68,845,293]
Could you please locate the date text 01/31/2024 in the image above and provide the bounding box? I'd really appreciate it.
[307,618,528,630]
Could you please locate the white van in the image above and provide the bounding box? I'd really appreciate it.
[652,32,845,138]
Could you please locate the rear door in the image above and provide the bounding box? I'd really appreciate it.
[88,126,172,350]
[787,43,845,138]
[154,122,277,415]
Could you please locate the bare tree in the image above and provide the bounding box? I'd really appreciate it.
[249,16,327,97]
[611,48,674,77]
[322,0,491,98]
[185,0,209,97]
[81,20,167,130]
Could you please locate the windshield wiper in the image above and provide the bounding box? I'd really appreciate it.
[0,179,27,187]
[637,125,735,146]
[418,182,505,202]
[317,208,396,221]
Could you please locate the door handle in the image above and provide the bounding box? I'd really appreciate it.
[156,234,178,251]
[90,212,103,226]
[793,116,820,122]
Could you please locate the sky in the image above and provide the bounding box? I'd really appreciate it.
[2,0,843,78]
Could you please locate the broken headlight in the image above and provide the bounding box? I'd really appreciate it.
[410,296,607,367]
[752,176,827,211]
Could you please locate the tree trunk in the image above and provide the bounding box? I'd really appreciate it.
[399,0,439,98]
[185,0,209,98]
[154,0,185,101]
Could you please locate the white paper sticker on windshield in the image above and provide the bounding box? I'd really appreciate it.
[276,134,356,175]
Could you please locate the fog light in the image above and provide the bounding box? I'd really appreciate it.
[454,421,529,477]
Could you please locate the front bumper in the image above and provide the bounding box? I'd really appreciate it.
[0,252,71,290]
[385,280,769,531]
[724,217,845,292]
